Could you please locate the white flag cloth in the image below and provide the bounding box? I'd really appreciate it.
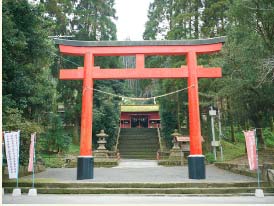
[4,131,20,179]
[28,133,36,172]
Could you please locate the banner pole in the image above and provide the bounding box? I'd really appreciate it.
[16,130,20,188]
[32,134,36,188]
[255,129,260,189]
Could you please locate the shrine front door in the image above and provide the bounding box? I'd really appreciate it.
[131,115,148,128]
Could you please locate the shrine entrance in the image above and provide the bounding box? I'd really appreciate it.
[131,115,148,128]
[55,37,225,180]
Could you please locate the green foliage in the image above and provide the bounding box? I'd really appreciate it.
[221,140,246,162]
[3,108,43,166]
[263,128,274,147]
[2,0,56,119]
[205,153,216,164]
[143,0,274,148]
[68,144,80,155]
[39,114,72,153]
[40,154,65,168]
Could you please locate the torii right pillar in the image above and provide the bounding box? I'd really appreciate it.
[187,51,207,179]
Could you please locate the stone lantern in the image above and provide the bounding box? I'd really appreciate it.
[171,129,181,150]
[169,129,183,163]
[94,130,109,158]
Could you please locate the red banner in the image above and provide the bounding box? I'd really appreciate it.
[243,130,258,170]
[28,133,36,172]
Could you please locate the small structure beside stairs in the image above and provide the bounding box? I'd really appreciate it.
[169,129,184,165]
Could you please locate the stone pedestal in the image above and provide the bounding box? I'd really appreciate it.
[169,149,182,159]
[12,188,21,196]
[77,156,94,180]
[188,155,205,179]
[94,150,109,158]
[255,189,264,198]
[28,188,37,196]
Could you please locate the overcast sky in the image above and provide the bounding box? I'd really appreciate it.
[114,0,153,40]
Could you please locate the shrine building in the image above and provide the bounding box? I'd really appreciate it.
[120,105,161,128]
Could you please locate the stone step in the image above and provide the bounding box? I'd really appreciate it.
[3,186,274,195]
[119,130,157,135]
[119,147,159,150]
[120,134,158,137]
[118,145,159,149]
[119,142,158,146]
[120,155,157,159]
[118,149,158,153]
[119,136,158,141]
[119,152,159,157]
[118,139,158,143]
[118,128,160,159]
[119,148,159,153]
[121,128,157,131]
[3,181,271,188]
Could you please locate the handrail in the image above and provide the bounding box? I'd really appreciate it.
[115,127,121,152]
[157,128,163,151]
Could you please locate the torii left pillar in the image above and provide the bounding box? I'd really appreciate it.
[77,52,94,180]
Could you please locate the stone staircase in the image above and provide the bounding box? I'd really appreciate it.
[118,128,160,159]
[3,181,274,195]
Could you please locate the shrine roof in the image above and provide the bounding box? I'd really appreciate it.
[54,37,225,47]
[121,105,159,112]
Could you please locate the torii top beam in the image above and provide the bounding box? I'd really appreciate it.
[54,37,225,56]
[54,37,225,80]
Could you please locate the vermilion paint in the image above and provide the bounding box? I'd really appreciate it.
[58,42,223,157]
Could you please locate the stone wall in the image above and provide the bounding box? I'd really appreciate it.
[215,162,274,182]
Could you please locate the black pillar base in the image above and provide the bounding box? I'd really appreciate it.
[188,155,206,179]
[77,156,94,180]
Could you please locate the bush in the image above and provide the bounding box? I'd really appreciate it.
[205,153,216,164]
[39,114,72,154]
[2,108,43,166]
[263,128,274,147]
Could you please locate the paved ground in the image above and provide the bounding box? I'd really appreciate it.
[114,159,159,168]
[3,194,274,204]
[20,159,256,183]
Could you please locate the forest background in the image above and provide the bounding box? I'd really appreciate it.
[2,0,274,165]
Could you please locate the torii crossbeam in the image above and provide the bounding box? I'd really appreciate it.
[55,37,225,180]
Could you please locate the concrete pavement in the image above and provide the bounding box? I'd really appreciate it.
[20,159,256,183]
[3,194,274,204]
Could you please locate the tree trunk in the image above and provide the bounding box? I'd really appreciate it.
[230,119,236,143]
[253,116,265,150]
[72,117,80,145]
[194,0,199,39]
[271,116,274,132]
[256,128,265,150]
[177,92,181,133]
[227,97,236,142]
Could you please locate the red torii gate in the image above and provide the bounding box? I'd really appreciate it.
[55,37,225,180]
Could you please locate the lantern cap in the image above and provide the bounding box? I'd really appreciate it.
[171,129,181,137]
[96,130,108,137]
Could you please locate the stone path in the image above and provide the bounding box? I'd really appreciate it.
[3,194,274,204]
[21,159,256,183]
[114,159,160,168]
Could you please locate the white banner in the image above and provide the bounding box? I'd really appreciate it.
[4,131,20,179]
